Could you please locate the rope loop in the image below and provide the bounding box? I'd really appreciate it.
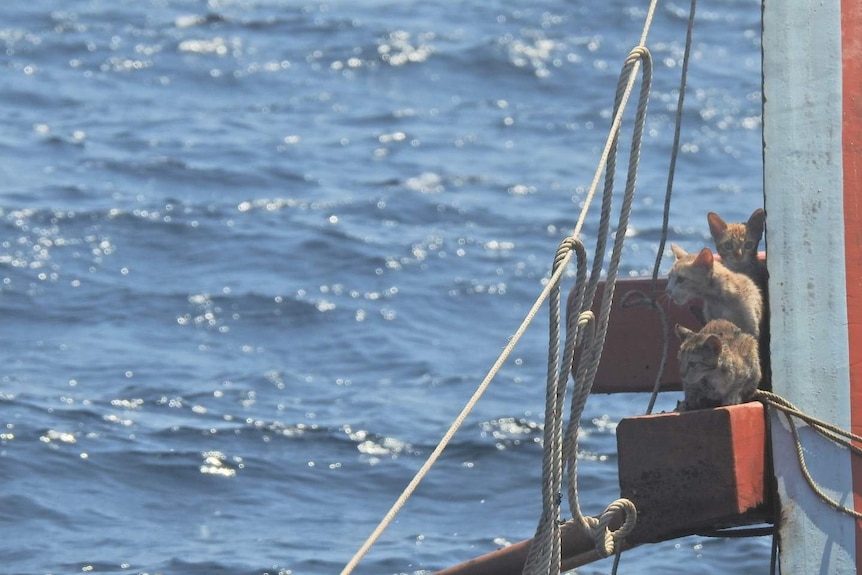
[554,236,583,270]
[579,498,638,558]
[621,45,653,87]
[524,38,651,575]
[338,0,682,573]
[576,310,595,331]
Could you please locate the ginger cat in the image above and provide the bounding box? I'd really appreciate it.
[707,209,768,293]
[707,208,770,389]
[666,244,762,338]
[675,319,761,411]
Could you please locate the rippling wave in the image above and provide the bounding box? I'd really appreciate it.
[0,1,767,573]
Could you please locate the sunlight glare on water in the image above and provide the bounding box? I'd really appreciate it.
[0,0,768,573]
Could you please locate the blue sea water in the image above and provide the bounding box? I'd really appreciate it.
[0,1,768,574]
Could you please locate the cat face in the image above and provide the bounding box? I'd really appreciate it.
[676,325,720,372]
[674,319,761,409]
[707,209,765,269]
[679,339,721,386]
[665,244,714,305]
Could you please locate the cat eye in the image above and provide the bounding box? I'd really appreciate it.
[722,241,734,250]
[744,241,754,250]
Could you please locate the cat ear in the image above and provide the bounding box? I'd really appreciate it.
[675,323,694,341]
[670,243,687,260]
[707,212,727,239]
[693,247,714,270]
[747,208,766,241]
[704,334,723,354]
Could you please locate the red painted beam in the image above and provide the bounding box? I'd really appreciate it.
[432,403,773,575]
[430,518,627,575]
[568,277,701,394]
[617,401,773,544]
[570,252,767,395]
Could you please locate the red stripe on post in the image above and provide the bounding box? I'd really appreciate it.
[841,0,862,563]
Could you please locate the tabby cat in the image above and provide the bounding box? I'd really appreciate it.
[666,244,762,337]
[675,319,761,411]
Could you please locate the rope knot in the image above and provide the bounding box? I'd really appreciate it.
[580,498,638,558]
[554,236,586,272]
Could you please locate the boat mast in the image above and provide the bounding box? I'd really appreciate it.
[763,1,862,572]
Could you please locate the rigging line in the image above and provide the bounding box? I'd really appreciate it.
[522,239,590,575]
[636,0,698,418]
[619,289,670,416]
[570,45,652,536]
[524,45,653,575]
[341,92,646,567]
[650,0,699,294]
[340,1,663,573]
[524,2,660,573]
[782,410,862,521]
[572,0,659,240]
[756,390,862,448]
[339,239,579,575]
[754,390,862,521]
[568,0,670,424]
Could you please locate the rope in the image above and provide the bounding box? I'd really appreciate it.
[337,273,565,575]
[623,0,699,416]
[755,390,862,521]
[620,290,670,415]
[569,44,651,558]
[521,240,589,575]
[576,499,639,558]
[651,0,699,294]
[337,0,675,571]
[522,43,652,575]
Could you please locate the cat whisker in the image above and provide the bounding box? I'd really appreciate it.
[655,291,673,309]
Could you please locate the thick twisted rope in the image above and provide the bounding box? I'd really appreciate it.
[755,390,862,520]
[567,44,650,557]
[522,44,652,575]
[575,46,652,397]
[578,499,639,558]
[340,1,661,572]
[618,0,698,417]
[521,239,589,575]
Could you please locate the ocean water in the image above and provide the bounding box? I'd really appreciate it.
[0,1,768,574]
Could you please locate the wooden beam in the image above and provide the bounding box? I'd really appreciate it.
[568,277,701,394]
[430,516,629,575]
[617,401,773,544]
[433,403,773,575]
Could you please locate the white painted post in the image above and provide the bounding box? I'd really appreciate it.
[762,0,858,572]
